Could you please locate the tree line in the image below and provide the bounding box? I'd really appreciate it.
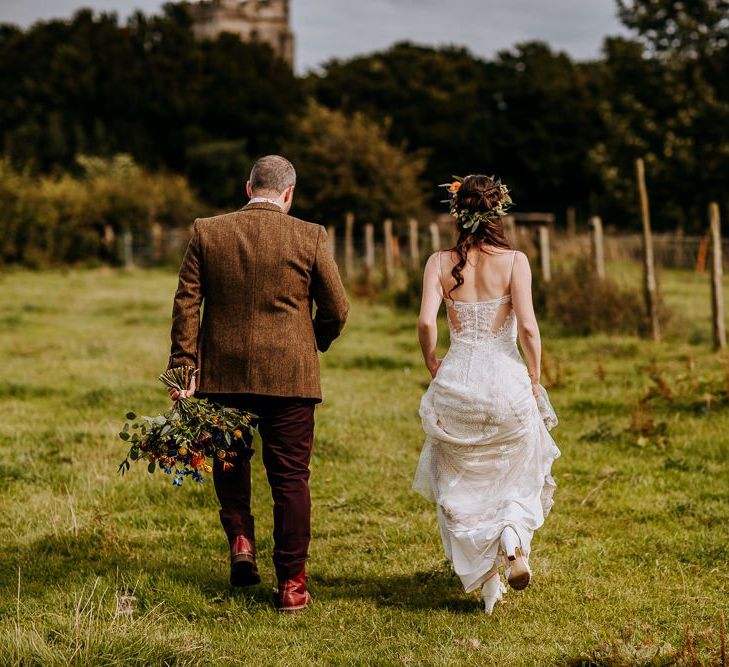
[1,0,728,238]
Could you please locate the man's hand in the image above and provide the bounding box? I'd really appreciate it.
[168,375,196,401]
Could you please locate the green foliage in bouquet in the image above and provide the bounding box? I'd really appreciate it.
[118,367,256,487]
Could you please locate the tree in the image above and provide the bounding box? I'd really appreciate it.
[283,101,427,227]
[485,42,603,215]
[308,43,498,208]
[309,42,602,217]
[185,139,251,208]
[607,1,729,230]
[0,6,303,186]
[617,0,729,57]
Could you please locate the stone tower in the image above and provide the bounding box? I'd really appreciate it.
[186,0,295,67]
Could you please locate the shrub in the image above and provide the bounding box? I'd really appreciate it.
[0,155,204,266]
[391,268,424,311]
[283,101,428,229]
[533,259,671,336]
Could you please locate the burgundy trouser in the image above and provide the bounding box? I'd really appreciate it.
[206,393,316,582]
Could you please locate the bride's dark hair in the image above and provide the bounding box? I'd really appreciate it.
[447,174,512,298]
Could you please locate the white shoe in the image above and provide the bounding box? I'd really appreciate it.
[481,572,506,615]
[500,526,531,590]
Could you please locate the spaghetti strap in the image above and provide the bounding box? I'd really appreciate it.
[508,250,517,291]
[437,251,447,298]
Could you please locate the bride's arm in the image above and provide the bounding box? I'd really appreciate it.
[511,251,542,394]
[417,253,444,378]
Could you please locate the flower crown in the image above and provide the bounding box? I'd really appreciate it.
[439,175,513,233]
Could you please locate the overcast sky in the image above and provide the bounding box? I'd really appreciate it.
[1,0,628,73]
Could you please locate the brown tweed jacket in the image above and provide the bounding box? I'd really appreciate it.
[168,202,349,400]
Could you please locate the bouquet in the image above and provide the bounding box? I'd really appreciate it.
[118,366,256,487]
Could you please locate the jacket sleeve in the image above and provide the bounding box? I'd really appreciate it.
[311,226,349,352]
[168,220,204,369]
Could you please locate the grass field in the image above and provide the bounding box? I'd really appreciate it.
[0,265,727,666]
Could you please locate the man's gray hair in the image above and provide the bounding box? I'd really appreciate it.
[249,155,297,194]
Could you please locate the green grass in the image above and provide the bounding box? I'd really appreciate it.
[0,266,727,666]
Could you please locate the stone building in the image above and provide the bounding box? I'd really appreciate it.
[186,0,295,67]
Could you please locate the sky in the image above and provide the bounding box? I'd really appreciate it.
[1,0,628,73]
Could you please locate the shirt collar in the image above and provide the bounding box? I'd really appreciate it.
[248,197,283,209]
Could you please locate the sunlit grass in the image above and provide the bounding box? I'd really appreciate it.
[0,267,727,665]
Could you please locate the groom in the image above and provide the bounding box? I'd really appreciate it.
[167,155,349,611]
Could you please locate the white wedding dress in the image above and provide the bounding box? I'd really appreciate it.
[413,285,560,595]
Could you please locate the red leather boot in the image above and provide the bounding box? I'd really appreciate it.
[230,535,261,587]
[276,567,312,612]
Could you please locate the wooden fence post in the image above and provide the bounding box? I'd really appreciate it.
[364,223,375,290]
[429,222,441,253]
[344,213,354,279]
[566,206,576,237]
[673,226,685,268]
[150,223,164,262]
[502,215,517,248]
[392,236,401,269]
[327,225,336,260]
[709,202,726,350]
[590,216,605,279]
[121,229,134,269]
[449,226,459,247]
[408,218,420,269]
[103,224,116,258]
[383,219,394,286]
[636,157,660,341]
[538,225,551,282]
[696,238,708,273]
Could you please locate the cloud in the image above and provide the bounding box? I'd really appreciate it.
[2,0,628,72]
[292,0,627,72]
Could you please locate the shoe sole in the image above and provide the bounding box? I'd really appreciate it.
[277,595,312,613]
[507,551,531,591]
[231,553,255,565]
[230,560,261,588]
[277,604,309,613]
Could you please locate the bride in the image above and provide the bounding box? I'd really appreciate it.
[414,174,560,614]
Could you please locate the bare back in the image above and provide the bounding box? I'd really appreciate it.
[438,247,517,335]
[418,244,539,385]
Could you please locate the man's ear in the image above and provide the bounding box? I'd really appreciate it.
[284,185,295,203]
[245,181,253,198]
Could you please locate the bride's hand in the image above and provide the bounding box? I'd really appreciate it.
[428,359,442,378]
[531,381,540,398]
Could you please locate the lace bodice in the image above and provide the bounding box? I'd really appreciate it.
[445,295,517,346]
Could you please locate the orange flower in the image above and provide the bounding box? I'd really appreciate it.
[222,461,233,471]
[448,181,462,193]
[191,453,205,469]
[233,429,243,439]
[217,450,226,460]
